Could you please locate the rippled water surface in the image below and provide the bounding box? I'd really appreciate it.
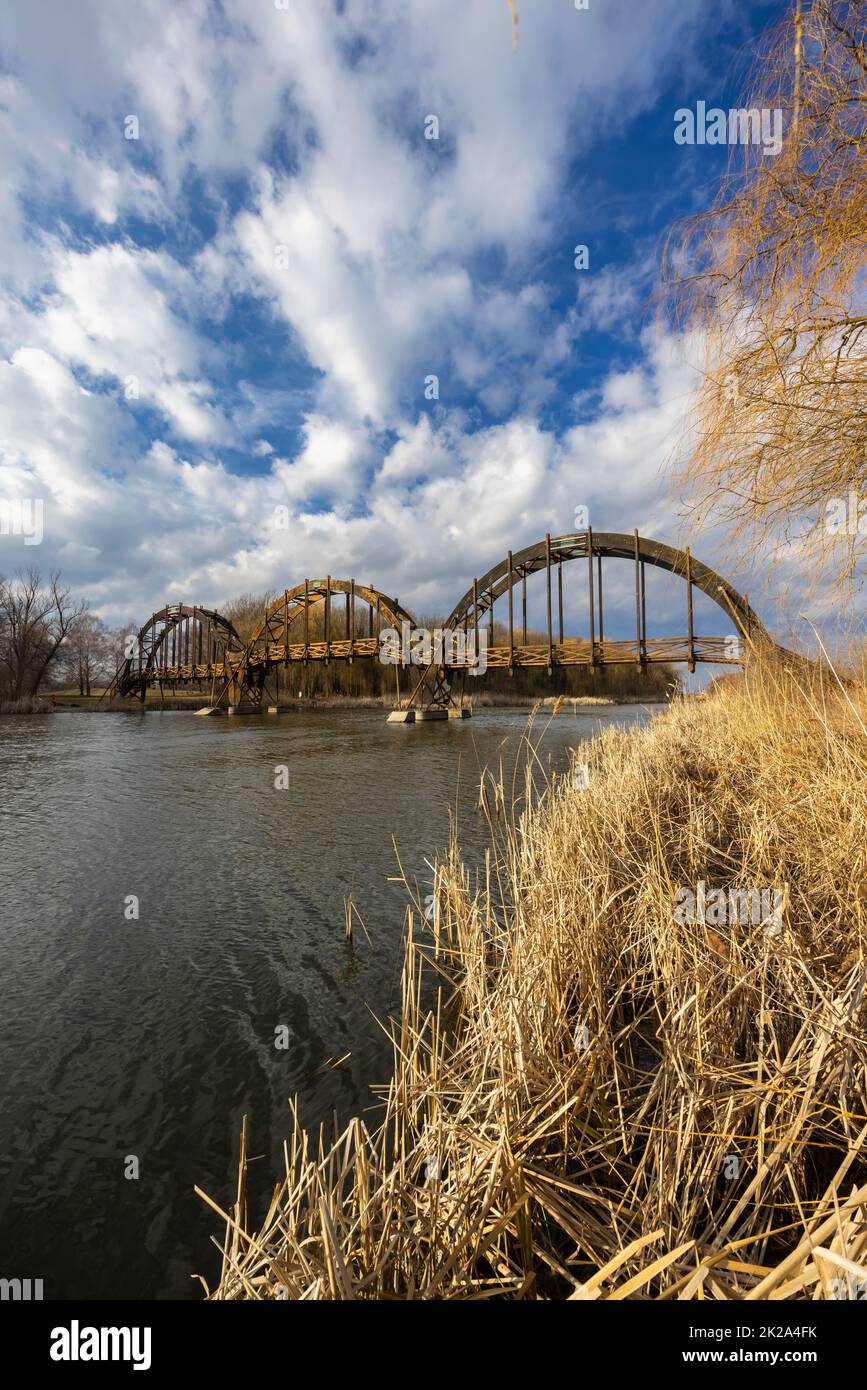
[0,703,654,1298]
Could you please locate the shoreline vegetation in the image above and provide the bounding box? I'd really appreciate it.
[1,688,674,715]
[197,653,867,1300]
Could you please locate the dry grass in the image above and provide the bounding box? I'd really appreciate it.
[197,654,867,1299]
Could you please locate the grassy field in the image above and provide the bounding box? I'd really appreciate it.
[52,689,210,710]
[198,652,867,1299]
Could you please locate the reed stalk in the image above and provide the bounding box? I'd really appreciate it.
[198,654,867,1299]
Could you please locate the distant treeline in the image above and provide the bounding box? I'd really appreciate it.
[261,659,676,703]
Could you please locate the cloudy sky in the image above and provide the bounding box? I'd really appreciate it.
[0,0,791,636]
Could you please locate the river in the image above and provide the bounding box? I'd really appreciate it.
[0,703,654,1299]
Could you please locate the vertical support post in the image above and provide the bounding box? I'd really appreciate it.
[303,581,309,662]
[557,554,564,644]
[633,529,642,668]
[588,527,595,667]
[522,567,527,645]
[473,579,479,665]
[641,559,647,663]
[489,587,494,646]
[597,553,604,650]
[545,533,553,673]
[325,576,331,663]
[507,550,514,674]
[349,579,355,663]
[686,549,695,672]
[743,595,750,666]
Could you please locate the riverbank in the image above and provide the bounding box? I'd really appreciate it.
[200,654,867,1299]
[11,690,672,714]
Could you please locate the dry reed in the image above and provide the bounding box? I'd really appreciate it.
[197,654,867,1299]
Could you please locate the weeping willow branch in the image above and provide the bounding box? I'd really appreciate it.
[663,0,867,591]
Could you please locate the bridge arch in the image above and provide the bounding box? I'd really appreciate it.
[218,579,417,708]
[445,532,765,640]
[111,603,244,699]
[402,530,766,709]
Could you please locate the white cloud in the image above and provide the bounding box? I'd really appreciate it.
[4,0,802,640]
[31,243,228,443]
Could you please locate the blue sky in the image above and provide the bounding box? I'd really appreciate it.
[0,0,794,638]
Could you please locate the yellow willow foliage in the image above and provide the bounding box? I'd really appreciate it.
[664,0,867,592]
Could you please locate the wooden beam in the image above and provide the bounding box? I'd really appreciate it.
[545,533,553,672]
[588,526,595,666]
[633,529,642,667]
[557,554,564,643]
[507,549,514,674]
[641,558,647,662]
[686,549,695,672]
[597,552,604,648]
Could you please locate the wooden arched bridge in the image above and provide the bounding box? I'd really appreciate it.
[105,530,768,719]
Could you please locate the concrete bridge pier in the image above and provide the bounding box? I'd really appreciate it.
[386,705,471,723]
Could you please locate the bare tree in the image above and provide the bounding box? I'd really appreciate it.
[63,613,113,696]
[664,0,867,587]
[108,618,140,682]
[0,571,86,699]
[222,590,277,643]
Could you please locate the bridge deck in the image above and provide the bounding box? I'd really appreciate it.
[120,634,739,688]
